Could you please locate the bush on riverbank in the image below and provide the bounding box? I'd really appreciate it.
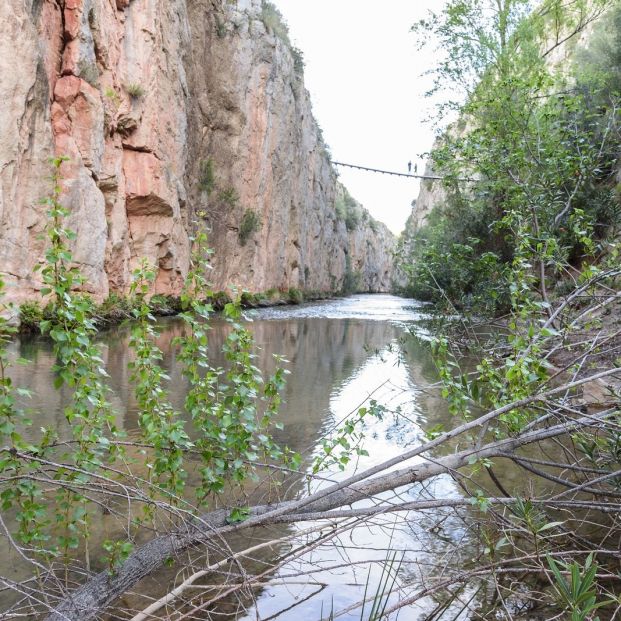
[394,2,621,618]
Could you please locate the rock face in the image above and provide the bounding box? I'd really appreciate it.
[0,0,394,306]
[404,150,446,236]
[333,184,394,292]
[395,144,446,290]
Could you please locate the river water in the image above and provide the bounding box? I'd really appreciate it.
[3,294,479,620]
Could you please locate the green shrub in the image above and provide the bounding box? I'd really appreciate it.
[291,47,305,74]
[335,197,347,221]
[240,291,259,307]
[288,288,303,304]
[260,1,290,44]
[344,209,360,232]
[149,294,180,316]
[398,229,511,314]
[239,210,261,246]
[104,87,121,106]
[198,159,215,195]
[573,4,621,101]
[125,83,145,98]
[207,290,232,310]
[335,189,362,231]
[316,124,332,161]
[218,187,239,206]
[19,301,44,333]
[96,293,135,323]
[215,17,227,38]
[263,288,281,302]
[341,254,362,294]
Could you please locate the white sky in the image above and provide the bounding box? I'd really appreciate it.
[272,0,446,234]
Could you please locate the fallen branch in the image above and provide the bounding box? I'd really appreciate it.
[43,397,618,621]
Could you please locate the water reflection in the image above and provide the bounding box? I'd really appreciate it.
[3,295,472,619]
[238,341,467,621]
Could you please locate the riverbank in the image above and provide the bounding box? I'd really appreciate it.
[16,287,369,334]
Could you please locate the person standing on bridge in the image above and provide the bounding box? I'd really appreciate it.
[408,160,412,173]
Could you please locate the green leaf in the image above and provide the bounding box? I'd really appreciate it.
[225,506,251,524]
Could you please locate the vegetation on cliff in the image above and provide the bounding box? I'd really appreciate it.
[398,0,621,315]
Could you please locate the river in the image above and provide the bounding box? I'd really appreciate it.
[3,294,479,620]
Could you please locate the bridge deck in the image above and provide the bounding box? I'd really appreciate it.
[332,161,443,180]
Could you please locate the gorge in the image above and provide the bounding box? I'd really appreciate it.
[2,1,621,619]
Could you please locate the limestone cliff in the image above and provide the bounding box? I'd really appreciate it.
[403,148,446,236]
[394,143,447,290]
[333,184,394,292]
[0,0,393,306]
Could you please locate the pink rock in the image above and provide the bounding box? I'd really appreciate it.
[37,1,63,98]
[69,83,104,170]
[51,102,71,136]
[54,76,81,109]
[61,39,80,76]
[63,7,81,40]
[123,150,173,217]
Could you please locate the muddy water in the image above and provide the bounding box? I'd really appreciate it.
[3,295,479,619]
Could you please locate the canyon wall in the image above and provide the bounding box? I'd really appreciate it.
[395,145,446,290]
[184,0,394,293]
[403,152,445,237]
[0,0,394,307]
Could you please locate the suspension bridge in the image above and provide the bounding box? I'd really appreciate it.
[332,161,444,180]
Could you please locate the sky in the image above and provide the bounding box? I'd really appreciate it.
[272,0,446,235]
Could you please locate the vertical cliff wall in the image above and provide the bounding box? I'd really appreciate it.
[404,151,446,236]
[184,0,394,293]
[0,0,394,306]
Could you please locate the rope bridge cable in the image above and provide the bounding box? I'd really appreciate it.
[332,161,474,182]
[332,161,444,180]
